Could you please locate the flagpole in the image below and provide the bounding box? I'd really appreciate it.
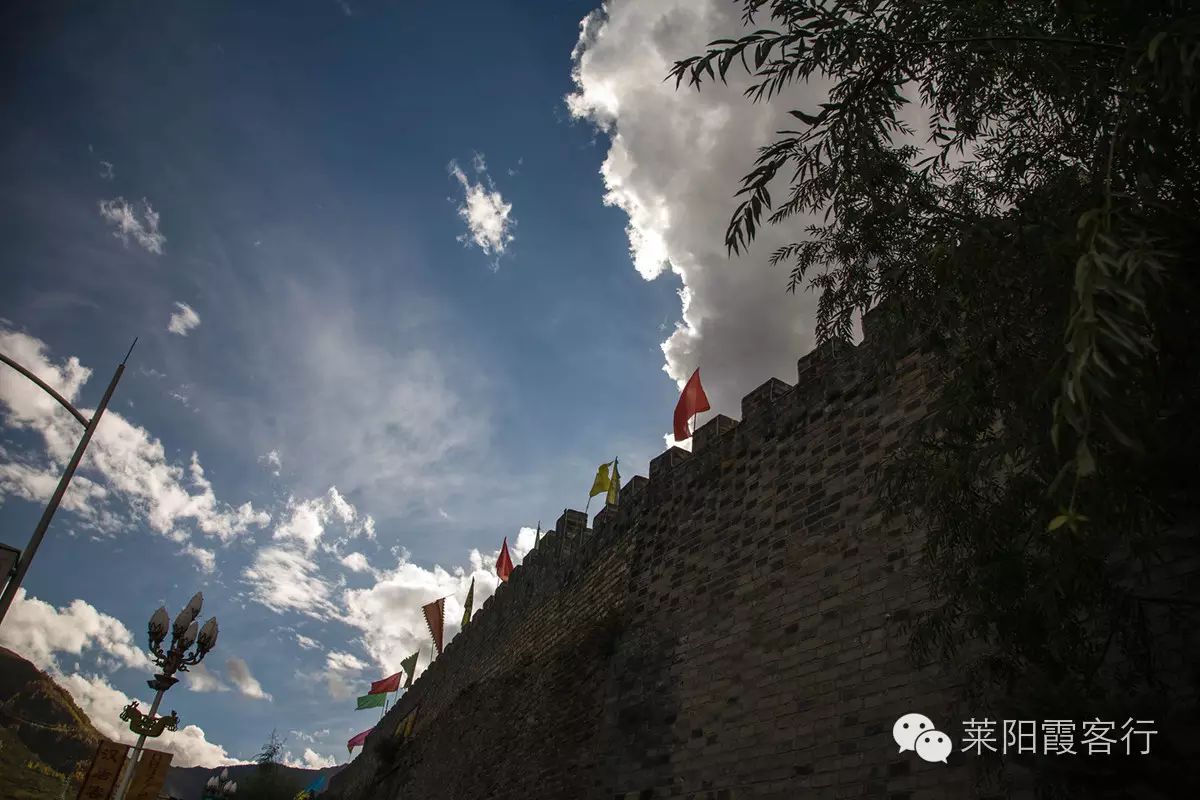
[608,457,618,510]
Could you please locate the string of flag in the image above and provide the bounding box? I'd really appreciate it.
[405,368,709,671]
[354,650,420,716]
[346,368,711,757]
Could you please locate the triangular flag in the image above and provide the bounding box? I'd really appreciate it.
[496,537,513,583]
[589,462,611,497]
[368,671,402,695]
[673,368,711,441]
[356,692,386,710]
[400,650,419,689]
[394,705,419,739]
[462,578,475,627]
[347,727,373,754]
[607,458,620,507]
[423,598,445,656]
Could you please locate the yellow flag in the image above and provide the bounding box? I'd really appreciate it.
[607,459,620,507]
[589,462,611,497]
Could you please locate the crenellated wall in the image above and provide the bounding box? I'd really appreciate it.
[327,306,1000,800]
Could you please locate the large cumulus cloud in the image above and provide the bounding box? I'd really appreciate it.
[568,1,832,428]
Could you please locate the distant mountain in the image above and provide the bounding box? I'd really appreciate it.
[164,762,345,800]
[0,647,344,800]
[0,646,102,798]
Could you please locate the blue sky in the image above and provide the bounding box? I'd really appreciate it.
[0,1,826,767]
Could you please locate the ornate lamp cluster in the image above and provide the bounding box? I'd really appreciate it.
[203,768,238,798]
[146,590,219,690]
[112,591,220,800]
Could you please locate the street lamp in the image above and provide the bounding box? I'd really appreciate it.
[0,339,135,628]
[112,591,218,800]
[202,769,237,799]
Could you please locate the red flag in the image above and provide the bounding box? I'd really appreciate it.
[423,598,445,656]
[673,369,711,441]
[347,727,373,754]
[496,537,513,583]
[368,671,402,695]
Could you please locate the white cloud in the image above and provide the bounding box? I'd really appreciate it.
[0,450,121,533]
[56,671,235,767]
[186,661,229,693]
[341,526,537,675]
[243,545,338,619]
[295,633,322,651]
[98,197,166,254]
[567,1,829,422]
[325,651,370,672]
[340,552,374,574]
[245,487,376,618]
[180,542,217,573]
[0,325,272,544]
[99,161,115,180]
[224,656,272,701]
[449,153,515,266]
[328,487,355,524]
[183,657,270,700]
[273,496,328,554]
[285,747,338,768]
[302,747,337,767]
[271,487,369,555]
[214,281,493,522]
[0,588,151,673]
[288,728,330,744]
[321,650,370,700]
[262,449,282,476]
[0,590,233,767]
[167,302,201,336]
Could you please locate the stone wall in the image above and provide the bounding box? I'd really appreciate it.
[327,310,1000,800]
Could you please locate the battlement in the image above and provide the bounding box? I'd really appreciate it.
[329,302,958,800]
[443,304,911,669]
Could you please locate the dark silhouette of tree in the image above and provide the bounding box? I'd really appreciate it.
[673,3,1199,797]
[238,730,302,800]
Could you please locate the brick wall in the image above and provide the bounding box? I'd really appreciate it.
[327,311,1002,800]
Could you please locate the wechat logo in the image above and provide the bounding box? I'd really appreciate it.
[893,712,953,764]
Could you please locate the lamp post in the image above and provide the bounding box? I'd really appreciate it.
[0,339,135,629]
[112,591,218,800]
[202,768,238,799]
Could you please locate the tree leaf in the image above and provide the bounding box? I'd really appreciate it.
[1076,439,1096,477]
[789,109,822,125]
[1148,31,1167,63]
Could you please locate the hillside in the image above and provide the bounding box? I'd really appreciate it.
[164,762,345,800]
[0,723,75,800]
[0,645,344,799]
[0,645,102,792]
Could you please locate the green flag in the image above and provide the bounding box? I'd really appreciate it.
[356,692,386,710]
[400,650,420,689]
[462,578,475,627]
